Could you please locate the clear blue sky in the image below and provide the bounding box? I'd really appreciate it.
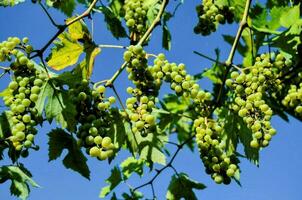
[1,1,302,200]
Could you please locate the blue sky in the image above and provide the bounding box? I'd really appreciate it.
[1,1,302,200]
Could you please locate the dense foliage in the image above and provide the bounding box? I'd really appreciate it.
[0,0,301,199]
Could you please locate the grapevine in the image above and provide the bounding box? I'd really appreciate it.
[0,0,302,200]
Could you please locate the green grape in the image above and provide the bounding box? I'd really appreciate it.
[89,147,101,157]
[102,137,112,148]
[194,0,235,36]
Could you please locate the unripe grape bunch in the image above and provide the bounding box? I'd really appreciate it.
[194,0,235,36]
[123,0,149,42]
[282,83,302,116]
[194,117,240,184]
[225,53,290,149]
[0,36,44,155]
[71,82,117,161]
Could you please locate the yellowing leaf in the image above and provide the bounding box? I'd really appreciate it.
[47,33,84,70]
[85,46,101,79]
[66,18,87,40]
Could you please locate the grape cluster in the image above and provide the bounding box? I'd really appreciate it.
[151,53,212,115]
[0,37,45,153]
[71,82,117,160]
[124,0,148,42]
[124,45,158,136]
[282,83,302,116]
[194,0,234,36]
[194,117,239,184]
[225,54,286,148]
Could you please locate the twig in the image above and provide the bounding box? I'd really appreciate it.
[111,84,127,114]
[152,108,194,120]
[193,51,225,65]
[93,79,108,90]
[151,183,156,200]
[225,0,252,66]
[133,133,195,191]
[137,0,168,46]
[98,44,127,49]
[39,2,59,28]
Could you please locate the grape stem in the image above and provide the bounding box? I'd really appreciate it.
[30,0,98,59]
[105,0,169,87]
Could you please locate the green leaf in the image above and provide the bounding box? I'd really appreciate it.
[145,0,161,25]
[280,5,300,28]
[158,94,195,149]
[46,0,76,17]
[35,80,53,117]
[100,166,123,198]
[122,190,143,200]
[123,122,167,167]
[48,128,90,179]
[0,0,24,7]
[271,19,302,55]
[36,80,77,131]
[120,157,144,179]
[166,173,206,200]
[229,0,246,22]
[47,32,84,70]
[219,108,258,164]
[109,108,127,148]
[95,5,128,39]
[0,165,39,200]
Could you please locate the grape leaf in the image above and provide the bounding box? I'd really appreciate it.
[0,165,39,200]
[166,173,206,200]
[120,157,144,179]
[219,108,259,164]
[83,45,101,79]
[123,121,167,167]
[47,32,84,70]
[46,0,76,17]
[280,5,300,28]
[108,108,127,148]
[158,94,195,149]
[48,128,90,179]
[66,18,86,40]
[99,166,123,198]
[0,0,24,7]
[229,0,246,22]
[0,112,12,160]
[271,19,302,55]
[35,79,77,131]
[122,190,143,200]
[266,0,291,9]
[95,5,128,39]
[145,0,161,25]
